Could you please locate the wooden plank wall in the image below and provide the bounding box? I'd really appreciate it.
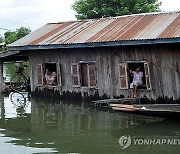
[29,43,180,100]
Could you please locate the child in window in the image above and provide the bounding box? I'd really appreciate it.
[45,68,51,86]
[50,72,57,86]
[130,66,143,98]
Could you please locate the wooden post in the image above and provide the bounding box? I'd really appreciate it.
[0,93,5,120]
[0,60,3,91]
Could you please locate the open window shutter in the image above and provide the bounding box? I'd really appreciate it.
[88,62,96,87]
[37,64,43,86]
[56,63,61,86]
[81,63,88,86]
[144,62,151,90]
[71,64,80,87]
[119,63,128,89]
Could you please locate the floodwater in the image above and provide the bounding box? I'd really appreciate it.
[0,93,180,154]
[0,63,180,154]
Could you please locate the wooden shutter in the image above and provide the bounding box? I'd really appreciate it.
[144,62,151,90]
[88,62,96,87]
[37,64,43,86]
[71,64,80,87]
[56,63,61,86]
[119,63,128,89]
[81,63,88,86]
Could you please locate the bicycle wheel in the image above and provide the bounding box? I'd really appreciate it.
[10,74,26,91]
[9,92,28,116]
[10,92,26,107]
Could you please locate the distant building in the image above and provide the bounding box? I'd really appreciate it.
[3,11,180,102]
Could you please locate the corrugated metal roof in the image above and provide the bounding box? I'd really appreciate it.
[9,11,180,49]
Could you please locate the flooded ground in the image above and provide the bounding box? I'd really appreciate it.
[0,63,180,154]
[0,92,180,154]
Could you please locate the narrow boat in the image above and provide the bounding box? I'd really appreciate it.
[110,104,180,119]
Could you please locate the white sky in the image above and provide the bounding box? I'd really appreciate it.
[0,0,180,36]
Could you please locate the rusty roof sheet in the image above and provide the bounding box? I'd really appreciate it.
[9,11,180,48]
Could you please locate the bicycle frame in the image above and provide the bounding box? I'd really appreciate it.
[10,65,30,92]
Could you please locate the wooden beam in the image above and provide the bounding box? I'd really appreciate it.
[0,60,3,91]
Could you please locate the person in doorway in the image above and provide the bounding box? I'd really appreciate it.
[45,68,51,86]
[130,66,143,98]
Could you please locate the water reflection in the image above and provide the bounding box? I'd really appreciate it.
[0,93,57,154]
[9,92,31,117]
[0,93,180,154]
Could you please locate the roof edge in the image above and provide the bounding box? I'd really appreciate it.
[8,38,180,51]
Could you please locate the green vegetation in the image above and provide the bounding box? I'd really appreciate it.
[4,27,31,45]
[2,26,31,51]
[1,27,31,79]
[4,62,30,82]
[72,0,162,20]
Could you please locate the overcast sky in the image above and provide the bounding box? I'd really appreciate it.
[0,0,180,36]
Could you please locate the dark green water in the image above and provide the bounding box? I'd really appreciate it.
[0,93,180,154]
[0,63,180,154]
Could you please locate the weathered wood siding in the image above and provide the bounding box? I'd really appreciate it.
[29,43,180,101]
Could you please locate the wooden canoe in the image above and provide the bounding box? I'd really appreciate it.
[110,104,180,119]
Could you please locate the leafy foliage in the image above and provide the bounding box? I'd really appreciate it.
[4,31,17,45]
[72,0,162,20]
[2,27,31,51]
[4,27,31,44]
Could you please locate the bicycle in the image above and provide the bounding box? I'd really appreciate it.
[9,92,31,116]
[10,64,30,92]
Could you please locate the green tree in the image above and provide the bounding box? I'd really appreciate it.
[3,26,31,51]
[72,0,162,20]
[4,26,31,44]
[4,31,17,44]
[16,26,31,40]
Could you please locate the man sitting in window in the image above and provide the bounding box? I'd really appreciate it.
[130,66,143,98]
